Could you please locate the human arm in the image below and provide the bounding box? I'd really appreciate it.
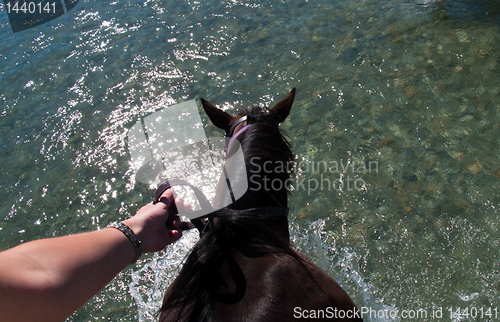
[0,189,185,322]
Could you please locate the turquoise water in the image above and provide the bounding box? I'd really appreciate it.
[1,0,500,321]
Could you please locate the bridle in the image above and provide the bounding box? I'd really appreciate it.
[154,114,289,235]
[226,115,248,138]
[225,115,249,153]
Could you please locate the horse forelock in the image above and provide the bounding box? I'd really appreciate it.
[226,106,294,209]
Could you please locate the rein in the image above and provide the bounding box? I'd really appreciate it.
[154,115,289,235]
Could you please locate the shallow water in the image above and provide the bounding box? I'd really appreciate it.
[1,0,500,321]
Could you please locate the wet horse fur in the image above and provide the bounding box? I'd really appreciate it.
[158,89,362,321]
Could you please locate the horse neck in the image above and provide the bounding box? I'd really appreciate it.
[224,126,292,242]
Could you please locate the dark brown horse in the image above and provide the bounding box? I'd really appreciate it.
[158,89,362,321]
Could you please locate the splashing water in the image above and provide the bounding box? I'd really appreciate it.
[129,229,199,321]
[291,218,399,321]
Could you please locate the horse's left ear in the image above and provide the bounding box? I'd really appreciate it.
[201,98,233,133]
[270,88,295,123]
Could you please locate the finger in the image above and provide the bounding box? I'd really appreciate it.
[182,199,192,211]
[158,188,174,205]
[171,195,192,213]
[159,225,182,247]
[166,214,181,230]
[171,214,182,229]
[168,195,185,215]
[170,229,182,242]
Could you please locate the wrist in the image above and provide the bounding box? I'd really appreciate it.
[106,222,142,262]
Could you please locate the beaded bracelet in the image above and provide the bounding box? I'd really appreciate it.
[106,221,142,262]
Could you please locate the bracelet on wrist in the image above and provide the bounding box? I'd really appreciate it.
[106,221,142,262]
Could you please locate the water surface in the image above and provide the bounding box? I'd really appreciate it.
[1,0,499,321]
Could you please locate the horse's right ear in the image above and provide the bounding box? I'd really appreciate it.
[201,98,233,133]
[270,88,295,123]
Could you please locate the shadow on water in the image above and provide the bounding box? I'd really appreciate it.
[416,0,500,25]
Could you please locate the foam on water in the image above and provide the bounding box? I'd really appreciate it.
[291,218,399,322]
[129,229,199,321]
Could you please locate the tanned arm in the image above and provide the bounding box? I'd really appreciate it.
[0,189,185,322]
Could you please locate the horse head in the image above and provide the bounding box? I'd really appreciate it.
[201,88,296,213]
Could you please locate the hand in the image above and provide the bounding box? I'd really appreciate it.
[122,189,190,253]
